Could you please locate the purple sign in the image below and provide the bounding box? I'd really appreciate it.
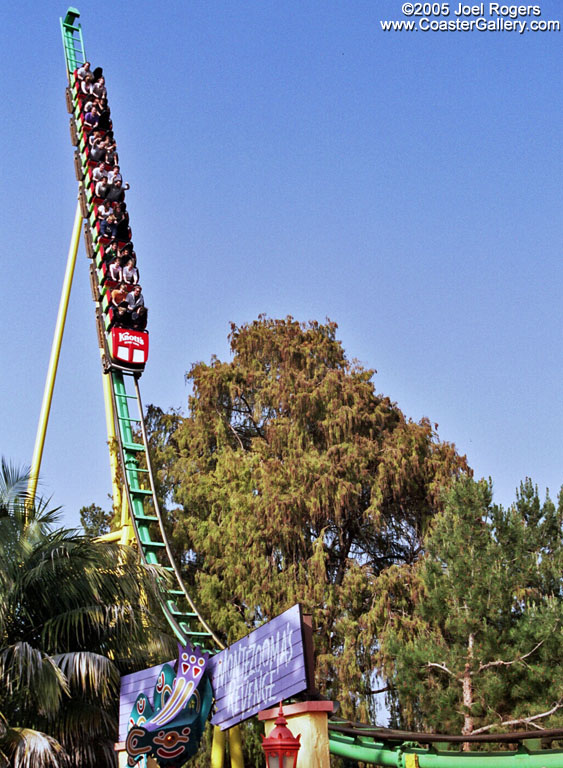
[118,604,311,741]
[208,604,309,730]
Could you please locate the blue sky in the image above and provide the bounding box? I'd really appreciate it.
[1,0,561,527]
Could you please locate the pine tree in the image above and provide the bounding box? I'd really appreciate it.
[376,477,563,740]
[79,502,112,537]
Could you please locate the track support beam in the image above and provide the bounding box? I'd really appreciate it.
[28,200,82,506]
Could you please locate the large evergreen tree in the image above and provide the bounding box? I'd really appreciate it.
[375,477,563,740]
[153,316,469,720]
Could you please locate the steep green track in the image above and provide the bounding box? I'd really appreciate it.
[61,9,222,655]
[110,371,222,652]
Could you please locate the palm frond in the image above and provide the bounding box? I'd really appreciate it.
[0,457,177,767]
[42,604,108,652]
[43,698,117,767]
[0,642,68,716]
[0,459,30,515]
[0,727,68,768]
[52,652,119,705]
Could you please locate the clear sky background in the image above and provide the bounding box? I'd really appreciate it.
[1,0,561,528]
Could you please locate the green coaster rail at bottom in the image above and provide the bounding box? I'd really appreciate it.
[327,722,563,765]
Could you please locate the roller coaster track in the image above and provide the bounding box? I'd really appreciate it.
[109,371,223,652]
[327,720,563,766]
[60,10,222,656]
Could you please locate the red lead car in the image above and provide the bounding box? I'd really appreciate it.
[108,327,149,369]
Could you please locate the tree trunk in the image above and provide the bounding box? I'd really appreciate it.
[462,633,475,751]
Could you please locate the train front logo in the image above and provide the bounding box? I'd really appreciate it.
[126,643,212,767]
[109,327,149,368]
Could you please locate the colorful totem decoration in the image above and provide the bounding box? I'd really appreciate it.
[126,643,213,767]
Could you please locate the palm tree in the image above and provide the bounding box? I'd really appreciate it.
[0,459,174,768]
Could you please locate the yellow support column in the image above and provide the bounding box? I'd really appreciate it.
[97,490,134,546]
[211,726,226,768]
[28,200,82,505]
[119,485,135,546]
[101,367,122,514]
[229,726,244,768]
[94,334,136,546]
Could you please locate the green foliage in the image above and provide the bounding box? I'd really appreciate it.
[143,405,184,511]
[150,316,468,722]
[0,459,175,768]
[376,476,563,737]
[79,502,112,537]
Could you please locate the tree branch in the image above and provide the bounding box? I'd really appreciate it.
[228,421,246,451]
[216,409,246,451]
[471,701,563,735]
[476,640,545,674]
[426,662,457,678]
[239,394,264,437]
[369,685,390,695]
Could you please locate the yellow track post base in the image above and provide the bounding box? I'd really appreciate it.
[229,725,244,768]
[211,725,226,768]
